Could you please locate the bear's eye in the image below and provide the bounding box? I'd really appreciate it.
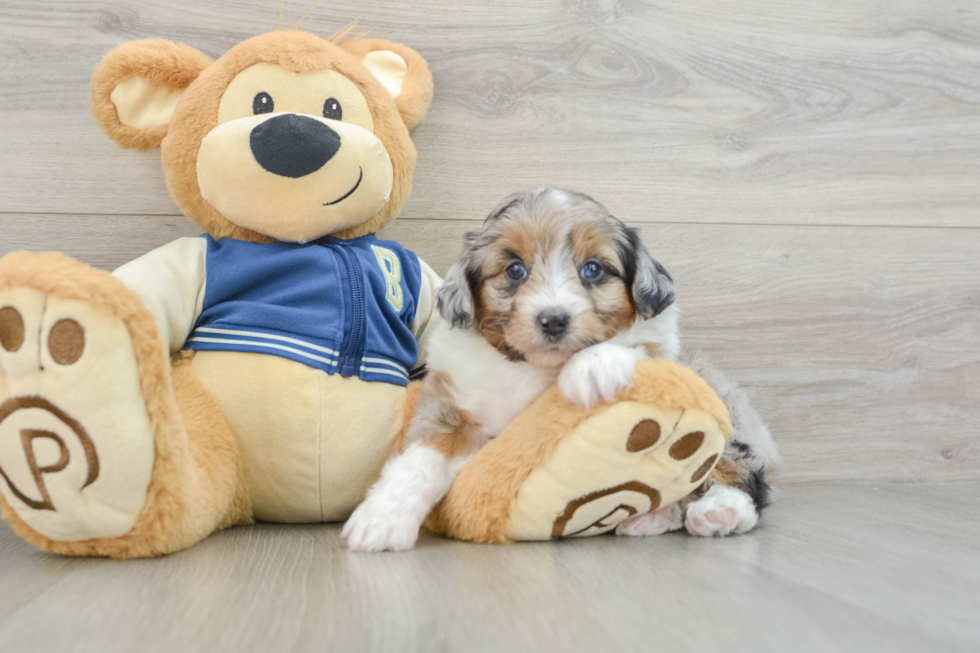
[253,92,274,115]
[323,97,343,121]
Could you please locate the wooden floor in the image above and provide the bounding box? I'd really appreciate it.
[0,0,978,651]
[0,482,977,653]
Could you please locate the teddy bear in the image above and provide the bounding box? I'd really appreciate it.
[0,28,737,557]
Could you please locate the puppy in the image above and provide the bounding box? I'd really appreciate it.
[343,189,775,551]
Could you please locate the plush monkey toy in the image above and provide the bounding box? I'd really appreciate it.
[0,29,730,557]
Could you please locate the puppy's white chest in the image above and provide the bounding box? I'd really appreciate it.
[466,369,553,437]
[427,324,556,437]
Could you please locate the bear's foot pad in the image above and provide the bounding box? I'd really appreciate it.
[0,288,154,542]
[508,401,726,540]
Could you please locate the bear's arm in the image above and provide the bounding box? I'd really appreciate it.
[410,257,443,367]
[111,237,208,355]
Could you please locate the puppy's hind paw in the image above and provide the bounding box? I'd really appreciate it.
[685,485,758,537]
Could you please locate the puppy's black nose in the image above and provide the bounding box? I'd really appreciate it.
[250,114,340,178]
[538,311,570,338]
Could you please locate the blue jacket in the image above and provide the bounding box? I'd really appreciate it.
[184,234,424,386]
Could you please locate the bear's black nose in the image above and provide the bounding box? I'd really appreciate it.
[249,114,340,178]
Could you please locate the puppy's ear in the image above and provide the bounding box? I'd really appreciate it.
[436,259,476,329]
[91,39,211,151]
[626,230,675,319]
[342,38,433,129]
[437,230,486,328]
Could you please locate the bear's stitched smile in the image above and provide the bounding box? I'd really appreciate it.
[323,166,363,206]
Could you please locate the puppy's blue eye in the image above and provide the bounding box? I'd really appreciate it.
[580,261,603,281]
[505,262,527,281]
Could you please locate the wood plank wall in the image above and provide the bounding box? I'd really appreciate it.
[1,0,978,484]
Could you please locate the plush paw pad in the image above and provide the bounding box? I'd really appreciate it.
[507,400,726,540]
[685,485,758,537]
[0,306,26,354]
[0,288,155,542]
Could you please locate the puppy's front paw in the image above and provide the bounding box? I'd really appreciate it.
[685,485,759,537]
[342,499,422,552]
[559,343,645,407]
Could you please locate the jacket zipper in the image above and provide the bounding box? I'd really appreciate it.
[329,243,365,377]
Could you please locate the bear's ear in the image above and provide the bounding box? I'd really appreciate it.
[343,38,433,130]
[91,39,211,152]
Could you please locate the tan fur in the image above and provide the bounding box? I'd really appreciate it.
[426,358,732,543]
[706,457,741,488]
[92,31,432,244]
[698,451,763,501]
[475,282,515,359]
[596,287,636,338]
[428,427,478,460]
[570,221,623,273]
[397,381,424,454]
[91,40,212,152]
[570,221,636,337]
[340,38,434,130]
[402,372,484,459]
[0,253,250,557]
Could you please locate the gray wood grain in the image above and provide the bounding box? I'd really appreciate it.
[1,0,979,225]
[0,483,976,653]
[2,214,977,484]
